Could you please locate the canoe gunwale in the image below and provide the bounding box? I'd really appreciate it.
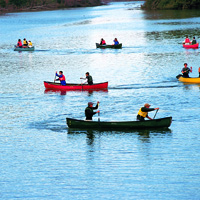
[183,43,199,48]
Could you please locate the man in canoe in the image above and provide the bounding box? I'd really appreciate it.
[23,38,28,47]
[85,102,100,120]
[80,72,93,85]
[16,39,22,48]
[191,37,197,45]
[137,103,159,121]
[181,63,192,78]
[55,71,66,85]
[113,38,119,45]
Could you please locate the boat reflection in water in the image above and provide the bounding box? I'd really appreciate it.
[44,88,108,95]
[67,128,172,145]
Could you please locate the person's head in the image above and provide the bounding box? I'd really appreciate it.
[18,39,21,42]
[144,103,151,108]
[86,72,89,76]
[184,63,188,67]
[115,38,117,41]
[59,71,63,75]
[193,37,195,39]
[24,38,26,40]
[88,102,93,107]
[186,35,188,38]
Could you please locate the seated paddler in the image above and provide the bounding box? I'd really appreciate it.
[55,71,66,86]
[181,63,192,78]
[137,103,159,121]
[113,38,119,45]
[85,101,100,120]
[80,72,93,85]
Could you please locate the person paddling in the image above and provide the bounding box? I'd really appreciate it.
[55,71,66,86]
[85,102,100,120]
[183,35,190,44]
[28,40,33,47]
[113,38,119,45]
[23,38,28,47]
[80,72,93,85]
[16,39,22,48]
[191,37,197,45]
[199,67,200,78]
[181,63,192,78]
[100,38,106,45]
[137,103,159,121]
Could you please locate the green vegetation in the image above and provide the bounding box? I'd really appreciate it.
[142,0,200,10]
[0,0,101,11]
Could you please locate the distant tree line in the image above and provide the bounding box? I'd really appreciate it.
[0,0,101,9]
[142,0,200,10]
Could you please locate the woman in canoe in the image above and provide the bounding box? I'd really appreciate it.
[181,63,192,78]
[85,102,100,120]
[80,72,93,85]
[55,71,66,86]
[100,38,106,45]
[16,39,22,48]
[113,38,119,45]
[137,103,159,121]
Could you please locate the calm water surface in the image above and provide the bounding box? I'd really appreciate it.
[0,1,200,199]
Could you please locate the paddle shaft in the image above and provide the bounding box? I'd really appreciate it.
[153,109,159,119]
[54,73,56,83]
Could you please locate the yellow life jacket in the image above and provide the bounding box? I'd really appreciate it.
[28,42,32,46]
[137,107,147,118]
[23,40,27,45]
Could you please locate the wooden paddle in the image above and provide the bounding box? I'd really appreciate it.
[153,109,159,119]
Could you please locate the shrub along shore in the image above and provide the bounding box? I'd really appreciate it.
[142,0,200,10]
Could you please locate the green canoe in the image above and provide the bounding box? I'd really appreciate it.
[14,46,35,51]
[66,117,172,130]
[96,43,122,49]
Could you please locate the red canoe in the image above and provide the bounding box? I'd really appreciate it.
[183,43,199,48]
[44,81,108,90]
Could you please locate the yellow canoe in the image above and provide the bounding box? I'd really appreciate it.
[178,76,200,83]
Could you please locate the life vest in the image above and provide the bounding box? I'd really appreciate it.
[59,74,65,81]
[102,40,106,45]
[137,107,148,118]
[18,41,22,47]
[23,40,28,45]
[185,38,190,43]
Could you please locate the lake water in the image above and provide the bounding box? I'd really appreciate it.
[0,1,200,199]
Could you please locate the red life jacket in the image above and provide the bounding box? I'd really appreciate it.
[18,41,22,47]
[59,74,65,81]
[185,38,190,43]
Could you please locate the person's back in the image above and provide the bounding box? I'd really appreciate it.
[192,37,197,45]
[17,39,22,48]
[184,36,190,44]
[87,75,93,85]
[114,38,119,45]
[23,39,28,46]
